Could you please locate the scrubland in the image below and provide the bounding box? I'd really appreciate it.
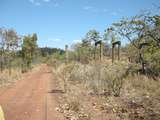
[53,59,160,120]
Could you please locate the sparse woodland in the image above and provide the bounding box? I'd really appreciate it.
[0,29,64,86]
[52,13,160,120]
[0,11,160,120]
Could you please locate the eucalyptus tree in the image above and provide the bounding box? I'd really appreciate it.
[111,13,151,64]
[5,29,19,75]
[112,13,160,75]
[0,28,19,74]
[21,33,38,72]
[85,30,101,60]
[144,15,160,47]
[104,27,118,44]
[85,29,101,44]
[112,14,159,48]
[0,28,6,72]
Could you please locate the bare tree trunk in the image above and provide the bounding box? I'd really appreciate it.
[139,50,145,73]
[112,45,114,63]
[0,50,3,72]
[118,44,120,61]
[0,48,5,72]
[9,58,11,76]
[64,45,68,93]
[65,45,68,64]
[100,42,103,61]
[0,61,2,72]
[94,46,97,61]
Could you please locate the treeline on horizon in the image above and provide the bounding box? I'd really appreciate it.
[0,28,64,74]
[0,9,160,76]
[39,47,65,57]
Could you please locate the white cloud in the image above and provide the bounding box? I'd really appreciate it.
[83,6,100,13]
[73,39,81,43]
[35,2,41,6]
[52,2,59,7]
[110,12,118,16]
[82,5,122,16]
[103,9,108,13]
[83,6,111,13]
[118,9,123,13]
[29,0,34,3]
[83,6,93,10]
[29,0,41,6]
[48,38,62,42]
[43,0,50,2]
[28,0,59,7]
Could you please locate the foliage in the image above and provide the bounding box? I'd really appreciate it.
[63,61,129,96]
[85,29,101,44]
[39,47,64,57]
[70,29,103,64]
[0,28,20,74]
[112,13,160,76]
[104,27,118,43]
[21,34,38,72]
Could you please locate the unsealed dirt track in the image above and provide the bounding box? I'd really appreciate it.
[0,65,64,120]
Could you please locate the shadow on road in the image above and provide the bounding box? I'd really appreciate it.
[48,89,65,94]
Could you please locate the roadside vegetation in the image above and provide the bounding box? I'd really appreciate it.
[0,28,64,86]
[50,11,160,120]
[0,9,160,120]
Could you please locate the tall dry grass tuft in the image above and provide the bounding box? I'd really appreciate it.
[59,60,129,96]
[0,69,22,87]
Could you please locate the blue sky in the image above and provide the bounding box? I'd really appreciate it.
[0,0,160,49]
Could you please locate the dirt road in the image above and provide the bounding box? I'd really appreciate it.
[0,65,64,120]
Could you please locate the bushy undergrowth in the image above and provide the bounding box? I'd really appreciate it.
[62,61,129,96]
[0,69,21,87]
[55,60,160,120]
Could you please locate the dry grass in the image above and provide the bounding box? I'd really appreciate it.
[54,60,160,120]
[0,64,43,87]
[0,68,22,87]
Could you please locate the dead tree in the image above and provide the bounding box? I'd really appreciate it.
[64,45,69,93]
[65,45,68,64]
[138,42,149,73]
[95,40,103,61]
[112,41,121,63]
